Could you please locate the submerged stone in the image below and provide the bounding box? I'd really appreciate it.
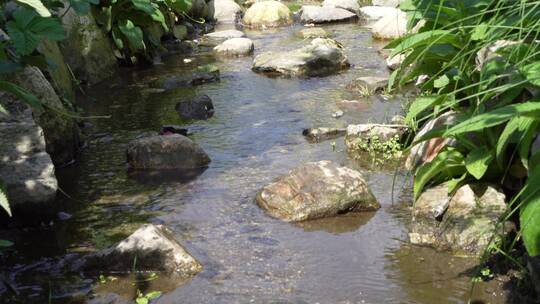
[347,76,389,95]
[256,160,380,222]
[84,224,202,276]
[126,134,211,169]
[410,183,508,255]
[175,95,215,120]
[303,127,347,142]
[252,38,349,77]
[296,27,331,39]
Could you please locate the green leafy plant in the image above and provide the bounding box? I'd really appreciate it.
[392,0,540,266]
[93,0,193,63]
[135,290,161,304]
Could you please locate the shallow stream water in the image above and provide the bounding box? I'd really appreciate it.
[1,22,509,303]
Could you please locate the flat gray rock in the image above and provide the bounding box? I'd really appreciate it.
[300,5,358,23]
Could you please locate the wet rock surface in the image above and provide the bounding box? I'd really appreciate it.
[299,5,358,24]
[322,0,360,14]
[175,94,215,120]
[214,37,254,56]
[83,224,202,276]
[410,183,508,255]
[208,0,242,23]
[303,127,347,142]
[347,76,389,95]
[243,1,292,28]
[256,160,380,222]
[201,29,246,46]
[345,123,407,152]
[359,6,401,21]
[252,38,349,77]
[126,134,211,169]
[296,27,331,38]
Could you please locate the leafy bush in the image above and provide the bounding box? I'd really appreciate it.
[93,0,193,63]
[391,0,540,257]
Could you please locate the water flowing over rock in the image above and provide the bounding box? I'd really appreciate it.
[359,6,401,21]
[303,127,347,142]
[405,112,458,170]
[175,95,215,120]
[299,5,358,24]
[410,183,508,255]
[242,1,293,28]
[208,0,242,23]
[297,27,331,38]
[83,224,202,276]
[345,124,407,152]
[256,160,380,222]
[13,67,81,166]
[371,10,407,39]
[0,93,58,213]
[322,0,360,13]
[59,4,117,85]
[252,38,349,77]
[201,29,246,46]
[214,37,254,56]
[126,134,211,169]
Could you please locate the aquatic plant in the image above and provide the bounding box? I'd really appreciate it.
[390,0,540,280]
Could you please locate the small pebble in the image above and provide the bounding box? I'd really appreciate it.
[57,212,72,221]
[332,110,344,118]
[183,58,193,63]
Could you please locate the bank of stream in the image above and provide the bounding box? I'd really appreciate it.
[0,22,512,303]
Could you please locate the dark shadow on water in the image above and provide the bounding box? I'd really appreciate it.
[294,212,376,234]
[127,167,208,185]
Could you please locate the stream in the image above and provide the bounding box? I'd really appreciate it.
[1,22,509,303]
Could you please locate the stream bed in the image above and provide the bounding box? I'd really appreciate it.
[0,22,510,303]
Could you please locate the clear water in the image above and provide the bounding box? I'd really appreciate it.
[0,23,507,304]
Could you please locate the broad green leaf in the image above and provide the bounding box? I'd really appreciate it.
[520,62,540,86]
[0,180,11,217]
[0,80,43,110]
[29,18,66,41]
[111,27,124,49]
[166,0,192,14]
[390,30,461,58]
[0,239,13,247]
[434,75,450,89]
[146,291,162,300]
[69,0,100,14]
[15,0,51,17]
[471,23,488,41]
[520,165,540,256]
[496,116,535,168]
[118,19,145,51]
[136,298,148,304]
[445,102,540,136]
[405,95,441,126]
[413,148,465,200]
[447,173,467,195]
[465,146,493,179]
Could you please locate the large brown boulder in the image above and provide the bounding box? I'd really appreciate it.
[256,161,380,222]
[126,134,211,169]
